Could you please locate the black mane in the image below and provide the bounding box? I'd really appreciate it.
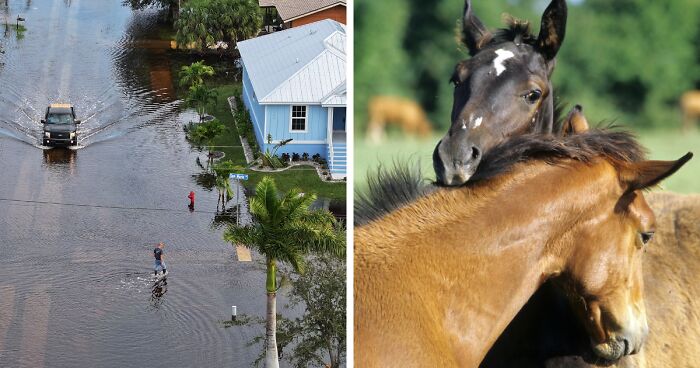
[487,17,538,47]
[355,162,436,227]
[355,129,647,226]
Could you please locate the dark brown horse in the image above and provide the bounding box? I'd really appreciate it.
[356,131,692,367]
[433,0,567,186]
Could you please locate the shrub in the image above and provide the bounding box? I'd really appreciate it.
[292,153,301,161]
[281,153,290,162]
[312,153,321,162]
[301,152,309,161]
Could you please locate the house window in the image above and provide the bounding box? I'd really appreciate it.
[291,105,307,132]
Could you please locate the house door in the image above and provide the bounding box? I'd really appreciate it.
[332,107,346,131]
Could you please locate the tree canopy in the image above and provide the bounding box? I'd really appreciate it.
[278,254,346,368]
[355,0,700,133]
[175,0,262,52]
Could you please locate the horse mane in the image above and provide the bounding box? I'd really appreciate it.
[355,129,647,226]
[355,162,437,226]
[552,97,567,134]
[469,129,647,183]
[488,16,537,47]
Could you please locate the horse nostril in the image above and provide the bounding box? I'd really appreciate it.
[471,146,481,160]
[623,338,631,356]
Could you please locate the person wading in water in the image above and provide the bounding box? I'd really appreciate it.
[154,242,167,276]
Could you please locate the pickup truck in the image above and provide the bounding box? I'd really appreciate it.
[41,104,81,146]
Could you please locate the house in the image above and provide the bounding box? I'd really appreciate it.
[238,19,347,179]
[259,0,346,30]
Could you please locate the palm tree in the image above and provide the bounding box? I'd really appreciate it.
[187,119,225,168]
[223,177,345,368]
[175,0,262,52]
[185,84,218,122]
[178,60,215,89]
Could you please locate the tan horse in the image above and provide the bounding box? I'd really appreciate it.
[681,90,700,131]
[355,131,691,367]
[366,96,433,144]
[535,192,700,368]
[481,111,699,368]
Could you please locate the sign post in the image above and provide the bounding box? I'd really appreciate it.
[229,173,249,226]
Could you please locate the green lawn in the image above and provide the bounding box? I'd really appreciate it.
[202,84,346,200]
[355,129,700,194]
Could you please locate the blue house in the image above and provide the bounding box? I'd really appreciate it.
[238,19,346,179]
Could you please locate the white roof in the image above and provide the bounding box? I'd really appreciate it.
[322,82,346,106]
[238,19,346,105]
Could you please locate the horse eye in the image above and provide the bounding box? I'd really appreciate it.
[640,231,655,245]
[524,89,542,104]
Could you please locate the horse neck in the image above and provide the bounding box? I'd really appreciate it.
[356,160,617,366]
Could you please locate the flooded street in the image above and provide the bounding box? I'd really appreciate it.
[0,1,277,366]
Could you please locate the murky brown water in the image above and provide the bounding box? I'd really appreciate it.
[0,1,287,366]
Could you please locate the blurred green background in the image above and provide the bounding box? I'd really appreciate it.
[354,0,700,193]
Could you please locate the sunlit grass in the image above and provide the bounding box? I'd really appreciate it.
[355,129,700,194]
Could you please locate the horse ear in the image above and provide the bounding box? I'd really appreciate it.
[623,153,693,192]
[561,105,589,136]
[462,0,492,56]
[536,0,567,60]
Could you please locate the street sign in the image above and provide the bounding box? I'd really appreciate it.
[229,173,249,181]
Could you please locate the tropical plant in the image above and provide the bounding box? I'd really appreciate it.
[259,137,292,169]
[187,119,226,166]
[223,177,345,368]
[185,84,218,122]
[174,0,262,53]
[278,254,346,368]
[231,255,346,367]
[179,60,215,89]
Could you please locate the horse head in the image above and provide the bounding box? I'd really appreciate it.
[434,0,567,186]
[555,149,692,361]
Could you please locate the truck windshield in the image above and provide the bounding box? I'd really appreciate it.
[46,113,73,124]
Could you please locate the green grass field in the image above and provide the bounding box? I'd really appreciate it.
[355,129,700,194]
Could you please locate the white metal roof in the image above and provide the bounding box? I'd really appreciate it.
[238,19,346,105]
[322,81,346,106]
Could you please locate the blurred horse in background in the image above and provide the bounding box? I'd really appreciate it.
[366,96,433,144]
[681,90,700,131]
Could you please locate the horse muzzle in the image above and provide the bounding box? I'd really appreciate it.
[433,138,482,186]
[591,334,645,361]
[590,311,648,361]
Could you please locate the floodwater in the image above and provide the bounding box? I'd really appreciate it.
[0,1,287,367]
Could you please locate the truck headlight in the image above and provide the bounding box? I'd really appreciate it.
[44,132,50,138]
[70,132,76,139]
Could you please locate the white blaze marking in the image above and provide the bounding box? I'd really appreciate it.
[493,49,515,76]
[461,120,467,130]
[473,116,483,128]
